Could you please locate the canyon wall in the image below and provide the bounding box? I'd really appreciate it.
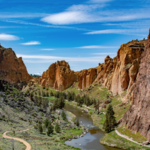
[78,40,145,96]
[39,60,77,91]
[0,45,32,84]
[121,30,150,141]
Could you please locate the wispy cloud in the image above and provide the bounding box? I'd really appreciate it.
[92,53,116,55]
[41,0,150,25]
[21,41,41,45]
[78,45,118,49]
[0,33,19,40]
[4,20,91,32]
[85,29,148,34]
[17,54,106,63]
[88,0,113,3]
[0,13,47,19]
[41,49,55,51]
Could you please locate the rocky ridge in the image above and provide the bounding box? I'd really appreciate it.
[0,45,32,84]
[121,30,150,141]
[39,60,77,91]
[78,40,145,98]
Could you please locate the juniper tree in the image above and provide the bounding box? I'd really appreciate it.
[47,123,54,136]
[55,122,61,133]
[75,119,80,126]
[103,105,116,133]
[38,122,43,134]
[44,118,50,128]
[61,111,67,121]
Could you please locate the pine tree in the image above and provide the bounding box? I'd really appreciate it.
[103,105,116,133]
[75,119,80,126]
[38,122,43,134]
[55,122,61,133]
[47,123,54,136]
[44,118,50,128]
[61,111,67,121]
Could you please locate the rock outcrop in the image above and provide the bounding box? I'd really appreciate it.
[39,60,77,91]
[121,29,150,141]
[0,45,32,84]
[78,40,145,96]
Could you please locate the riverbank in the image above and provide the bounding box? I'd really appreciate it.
[65,99,149,150]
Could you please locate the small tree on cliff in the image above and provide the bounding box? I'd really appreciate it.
[103,105,116,133]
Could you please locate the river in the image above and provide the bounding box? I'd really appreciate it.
[64,103,120,150]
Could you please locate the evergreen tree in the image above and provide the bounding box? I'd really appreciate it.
[38,122,43,134]
[44,118,50,128]
[47,123,54,136]
[55,122,61,133]
[59,96,65,109]
[103,105,116,133]
[50,91,53,96]
[67,92,72,101]
[75,119,80,126]
[61,111,67,121]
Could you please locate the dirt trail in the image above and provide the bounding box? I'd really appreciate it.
[3,129,32,150]
[115,128,150,148]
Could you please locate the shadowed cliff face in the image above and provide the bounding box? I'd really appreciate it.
[0,45,32,84]
[77,40,145,96]
[39,60,77,91]
[122,30,150,141]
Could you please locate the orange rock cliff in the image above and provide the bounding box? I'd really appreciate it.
[77,39,145,97]
[0,45,32,84]
[39,60,77,91]
[121,29,150,141]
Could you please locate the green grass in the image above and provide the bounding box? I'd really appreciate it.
[64,82,80,95]
[100,131,149,150]
[118,127,147,143]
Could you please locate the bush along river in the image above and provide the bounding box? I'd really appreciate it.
[64,103,120,150]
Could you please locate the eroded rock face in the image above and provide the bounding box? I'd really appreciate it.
[39,60,77,91]
[78,40,145,95]
[122,30,150,141]
[78,68,97,89]
[0,45,32,84]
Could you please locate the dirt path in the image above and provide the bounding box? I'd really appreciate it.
[115,128,150,148]
[3,129,32,150]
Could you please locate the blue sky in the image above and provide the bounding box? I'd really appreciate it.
[0,0,149,75]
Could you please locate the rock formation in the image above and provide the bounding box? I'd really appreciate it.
[78,40,145,96]
[121,29,150,141]
[39,60,77,91]
[0,45,32,84]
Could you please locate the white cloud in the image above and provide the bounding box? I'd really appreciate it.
[41,0,150,25]
[0,13,47,18]
[0,33,19,40]
[41,49,55,51]
[17,54,106,63]
[21,41,41,45]
[41,11,97,25]
[34,72,42,75]
[78,45,118,49]
[85,29,148,34]
[88,0,112,3]
[92,53,116,55]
